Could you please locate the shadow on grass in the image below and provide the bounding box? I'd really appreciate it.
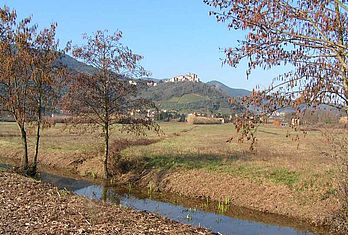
[111,152,248,177]
[142,153,246,171]
[108,135,301,188]
[113,153,302,190]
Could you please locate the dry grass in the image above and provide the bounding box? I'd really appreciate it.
[0,121,346,231]
[0,121,340,193]
[186,115,223,124]
[119,123,346,231]
[121,123,342,212]
[0,122,188,176]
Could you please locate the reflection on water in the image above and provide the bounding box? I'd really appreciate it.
[36,171,322,235]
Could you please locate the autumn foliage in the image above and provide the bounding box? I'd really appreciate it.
[205,0,348,148]
[0,6,65,174]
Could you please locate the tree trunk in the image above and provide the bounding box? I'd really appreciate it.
[17,123,29,171]
[104,123,110,179]
[32,101,42,175]
[102,186,107,201]
[335,2,348,114]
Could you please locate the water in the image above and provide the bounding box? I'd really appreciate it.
[0,162,327,235]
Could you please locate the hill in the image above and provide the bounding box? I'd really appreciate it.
[207,80,251,97]
[59,55,249,114]
[137,81,244,114]
[58,54,97,74]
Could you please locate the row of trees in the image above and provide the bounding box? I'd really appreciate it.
[0,6,158,178]
[0,7,62,174]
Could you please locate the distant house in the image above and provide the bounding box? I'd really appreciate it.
[146,81,157,86]
[129,80,137,85]
[187,113,224,124]
[273,120,282,126]
[291,118,300,127]
[146,109,156,119]
[271,111,286,118]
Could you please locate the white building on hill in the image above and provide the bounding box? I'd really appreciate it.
[166,73,200,83]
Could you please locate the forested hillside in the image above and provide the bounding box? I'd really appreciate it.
[137,81,244,114]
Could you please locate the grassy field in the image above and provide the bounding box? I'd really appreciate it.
[0,121,189,175]
[0,121,346,228]
[120,122,346,230]
[0,121,341,196]
[0,121,187,154]
[121,123,339,195]
[167,94,210,103]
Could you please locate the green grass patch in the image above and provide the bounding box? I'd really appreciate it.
[167,94,210,104]
[265,169,300,186]
[321,188,337,200]
[145,154,224,170]
[214,164,301,187]
[226,165,265,178]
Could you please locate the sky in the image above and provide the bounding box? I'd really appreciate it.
[2,0,284,90]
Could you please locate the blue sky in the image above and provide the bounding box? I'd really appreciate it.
[3,0,282,90]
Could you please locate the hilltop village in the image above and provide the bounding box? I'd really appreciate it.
[127,73,234,123]
[129,73,200,87]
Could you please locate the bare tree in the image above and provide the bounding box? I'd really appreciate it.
[0,6,36,171]
[0,6,65,175]
[29,23,66,174]
[205,0,348,147]
[63,30,159,179]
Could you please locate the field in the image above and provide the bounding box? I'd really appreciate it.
[167,93,210,103]
[0,121,346,230]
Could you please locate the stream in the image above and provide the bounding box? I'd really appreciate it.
[0,162,329,235]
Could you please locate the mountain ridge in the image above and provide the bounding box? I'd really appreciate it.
[207,80,251,97]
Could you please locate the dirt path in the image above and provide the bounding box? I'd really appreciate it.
[0,171,212,235]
